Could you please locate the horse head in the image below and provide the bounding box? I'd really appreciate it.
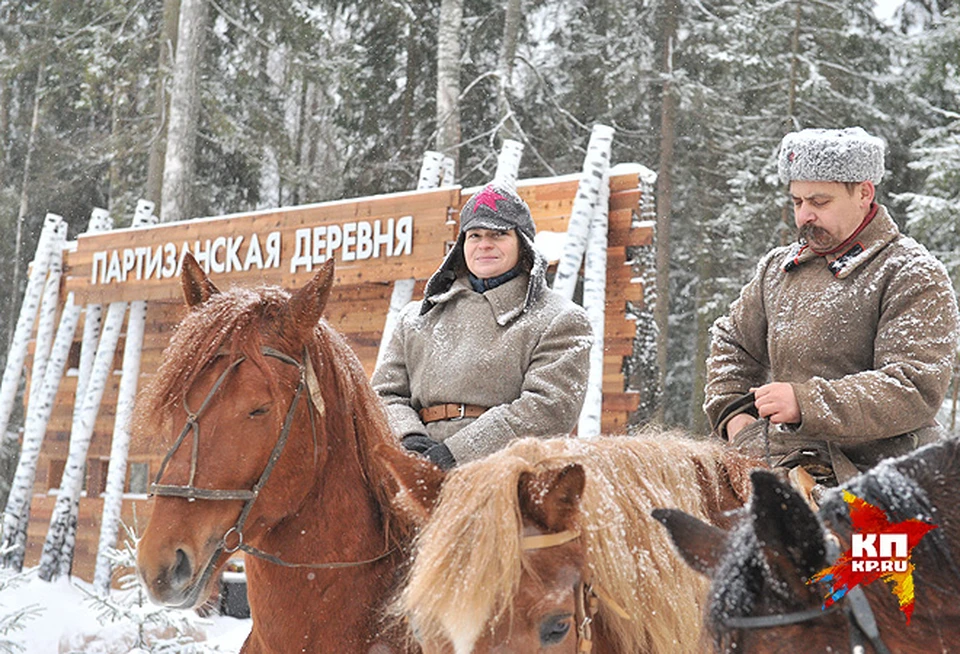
[657,470,856,653]
[135,253,340,609]
[474,462,587,653]
[659,439,960,654]
[399,434,749,654]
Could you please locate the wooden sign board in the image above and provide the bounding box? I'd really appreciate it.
[64,186,460,304]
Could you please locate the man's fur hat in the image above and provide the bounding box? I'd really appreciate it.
[778,127,885,184]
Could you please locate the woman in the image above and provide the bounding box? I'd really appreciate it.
[372,182,593,469]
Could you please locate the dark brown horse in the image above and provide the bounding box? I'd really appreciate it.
[135,255,444,653]
[655,437,960,653]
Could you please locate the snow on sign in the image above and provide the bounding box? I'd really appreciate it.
[64,186,460,305]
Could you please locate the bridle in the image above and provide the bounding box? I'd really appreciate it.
[716,534,891,654]
[150,346,393,608]
[520,529,631,653]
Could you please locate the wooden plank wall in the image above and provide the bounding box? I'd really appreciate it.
[22,171,653,582]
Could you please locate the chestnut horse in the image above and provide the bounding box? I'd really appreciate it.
[394,432,760,654]
[656,437,960,653]
[135,255,443,653]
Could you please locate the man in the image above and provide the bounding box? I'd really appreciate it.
[372,182,592,470]
[705,126,959,484]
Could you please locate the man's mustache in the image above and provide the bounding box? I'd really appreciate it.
[799,223,828,243]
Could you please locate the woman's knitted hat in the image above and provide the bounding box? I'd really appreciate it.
[420,182,547,316]
[458,183,537,240]
[778,127,885,184]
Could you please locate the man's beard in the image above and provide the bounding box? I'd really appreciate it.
[798,223,839,252]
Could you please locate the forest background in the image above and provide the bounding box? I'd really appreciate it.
[0,0,957,449]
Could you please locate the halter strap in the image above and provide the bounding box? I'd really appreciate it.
[149,345,393,604]
[519,527,631,652]
[719,530,891,654]
[521,529,580,550]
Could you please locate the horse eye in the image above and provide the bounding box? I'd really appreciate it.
[248,405,270,417]
[539,614,572,646]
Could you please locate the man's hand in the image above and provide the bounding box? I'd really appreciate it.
[752,382,800,425]
[726,413,757,439]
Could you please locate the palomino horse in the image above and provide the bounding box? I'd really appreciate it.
[655,437,960,653]
[135,254,444,653]
[395,432,760,653]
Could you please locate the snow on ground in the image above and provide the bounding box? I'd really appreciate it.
[1,568,251,653]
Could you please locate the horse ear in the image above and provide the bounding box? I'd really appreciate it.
[749,470,826,581]
[518,463,586,533]
[652,508,727,575]
[378,446,447,529]
[181,252,220,308]
[289,260,336,335]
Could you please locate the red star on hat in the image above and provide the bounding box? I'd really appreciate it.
[472,185,507,212]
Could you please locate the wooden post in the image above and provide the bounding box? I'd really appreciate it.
[375,151,445,370]
[578,168,612,437]
[38,207,153,581]
[553,125,614,301]
[0,214,63,444]
[493,139,523,190]
[93,200,157,593]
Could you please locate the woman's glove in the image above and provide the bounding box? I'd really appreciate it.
[401,434,440,454]
[424,442,456,471]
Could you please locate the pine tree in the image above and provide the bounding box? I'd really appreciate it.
[0,566,42,653]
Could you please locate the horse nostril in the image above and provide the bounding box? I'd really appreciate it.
[172,548,193,586]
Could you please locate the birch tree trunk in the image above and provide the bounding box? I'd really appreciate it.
[496,0,522,144]
[553,124,614,301]
[93,201,156,593]
[436,0,463,176]
[654,1,678,423]
[779,0,804,243]
[8,61,46,348]
[160,0,209,223]
[0,214,62,446]
[493,139,524,190]
[1,210,111,571]
[578,169,611,437]
[26,223,66,414]
[146,0,181,209]
[37,301,127,581]
[376,151,445,370]
[38,208,152,581]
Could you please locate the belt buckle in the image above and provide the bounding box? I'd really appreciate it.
[450,403,466,421]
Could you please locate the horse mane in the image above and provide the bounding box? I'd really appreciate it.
[135,287,292,435]
[398,430,754,654]
[134,284,411,543]
[306,320,416,543]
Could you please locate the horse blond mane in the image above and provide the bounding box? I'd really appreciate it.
[399,431,753,654]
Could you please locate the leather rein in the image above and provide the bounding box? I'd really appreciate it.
[717,533,891,654]
[149,346,393,606]
[520,529,631,653]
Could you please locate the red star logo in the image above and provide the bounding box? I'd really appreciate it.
[810,491,937,623]
[471,185,507,213]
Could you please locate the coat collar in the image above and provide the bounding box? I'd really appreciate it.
[782,204,900,279]
[426,273,531,326]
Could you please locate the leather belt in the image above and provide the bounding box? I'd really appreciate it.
[419,403,487,424]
